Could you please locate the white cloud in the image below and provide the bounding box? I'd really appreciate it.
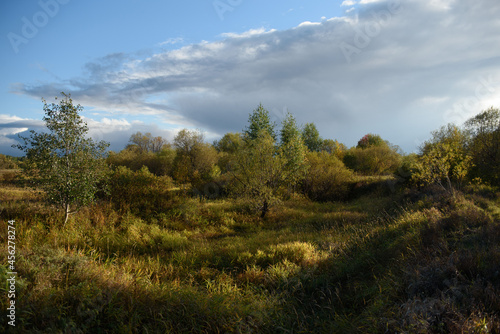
[359,0,385,4]
[341,0,357,6]
[298,21,322,27]
[158,37,184,46]
[220,28,276,39]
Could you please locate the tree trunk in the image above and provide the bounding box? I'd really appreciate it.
[260,199,268,219]
[64,203,70,226]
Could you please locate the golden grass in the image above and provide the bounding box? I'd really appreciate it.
[1,179,499,333]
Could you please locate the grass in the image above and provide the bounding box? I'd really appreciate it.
[0,173,499,333]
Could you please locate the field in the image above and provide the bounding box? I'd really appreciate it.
[1,169,500,333]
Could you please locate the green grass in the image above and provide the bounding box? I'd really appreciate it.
[1,177,499,333]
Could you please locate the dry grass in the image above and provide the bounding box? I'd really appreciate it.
[0,178,499,333]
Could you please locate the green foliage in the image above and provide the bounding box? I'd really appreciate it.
[357,133,385,149]
[301,122,322,152]
[172,129,219,186]
[302,151,354,201]
[279,112,301,146]
[244,104,277,141]
[465,107,500,186]
[109,165,174,216]
[279,113,309,187]
[412,124,472,192]
[229,131,284,218]
[344,145,401,175]
[230,109,310,218]
[15,93,109,224]
[320,139,346,159]
[128,131,169,153]
[107,145,176,176]
[0,154,18,169]
[213,132,242,154]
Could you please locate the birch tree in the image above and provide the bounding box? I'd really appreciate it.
[15,93,109,225]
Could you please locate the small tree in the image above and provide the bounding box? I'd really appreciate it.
[320,139,346,159]
[15,93,109,225]
[301,123,322,152]
[128,131,169,153]
[172,129,219,187]
[244,104,277,141]
[412,124,472,193]
[279,113,309,188]
[230,109,309,219]
[230,131,283,218]
[357,133,385,149]
[302,151,354,201]
[464,107,500,186]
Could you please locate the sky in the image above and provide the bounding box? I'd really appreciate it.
[1,0,500,156]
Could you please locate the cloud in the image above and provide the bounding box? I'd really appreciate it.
[9,0,500,154]
[341,1,358,6]
[1,114,178,156]
[158,37,184,46]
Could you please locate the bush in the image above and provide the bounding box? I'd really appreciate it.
[344,146,401,175]
[302,152,354,201]
[109,166,175,216]
[107,146,176,177]
[0,154,18,169]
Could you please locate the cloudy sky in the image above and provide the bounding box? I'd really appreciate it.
[1,0,500,156]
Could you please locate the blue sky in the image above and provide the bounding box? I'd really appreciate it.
[1,0,500,155]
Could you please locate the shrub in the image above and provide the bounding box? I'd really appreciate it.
[343,146,401,175]
[0,154,18,169]
[107,146,176,177]
[302,151,354,201]
[109,166,175,216]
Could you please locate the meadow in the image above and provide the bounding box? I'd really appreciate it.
[1,169,499,333]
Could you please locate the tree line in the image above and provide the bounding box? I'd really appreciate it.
[14,93,500,223]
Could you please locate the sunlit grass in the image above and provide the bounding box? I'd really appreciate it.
[1,179,499,333]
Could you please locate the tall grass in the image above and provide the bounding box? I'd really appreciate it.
[1,174,499,333]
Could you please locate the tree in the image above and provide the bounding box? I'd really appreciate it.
[301,123,322,152]
[230,110,309,219]
[280,112,301,146]
[344,145,401,175]
[15,93,109,225]
[464,107,500,186]
[214,132,243,173]
[411,124,472,192]
[129,131,151,152]
[128,131,169,153]
[320,139,346,159]
[172,129,219,186]
[107,144,175,177]
[173,129,204,154]
[0,154,18,169]
[357,133,385,149]
[302,151,354,201]
[213,132,243,154]
[230,131,283,218]
[279,113,309,187]
[244,104,277,141]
